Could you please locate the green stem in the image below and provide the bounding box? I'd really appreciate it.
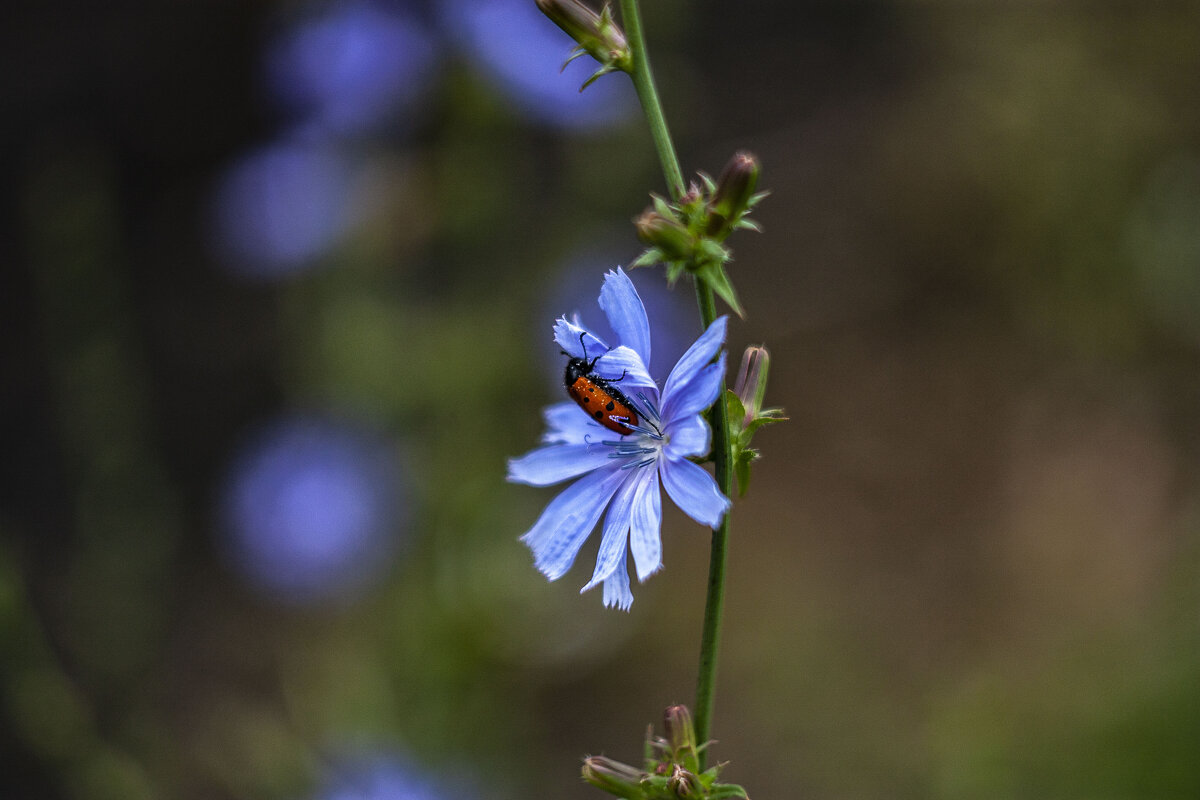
[619,0,732,768]
[619,0,685,200]
[691,285,732,768]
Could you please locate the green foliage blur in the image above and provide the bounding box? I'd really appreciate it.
[3,2,1199,799]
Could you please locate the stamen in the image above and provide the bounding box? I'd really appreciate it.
[607,446,655,459]
[621,456,657,471]
[622,419,663,440]
[632,391,664,437]
[636,391,661,420]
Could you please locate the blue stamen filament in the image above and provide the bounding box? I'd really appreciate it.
[636,391,662,423]
[580,394,667,470]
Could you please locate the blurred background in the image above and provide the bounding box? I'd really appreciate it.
[2,0,1199,798]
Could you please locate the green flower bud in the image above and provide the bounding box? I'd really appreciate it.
[706,151,761,236]
[662,705,697,758]
[636,209,694,261]
[536,0,631,72]
[733,345,770,426]
[582,755,647,799]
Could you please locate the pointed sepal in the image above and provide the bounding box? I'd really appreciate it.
[630,247,665,269]
[696,261,744,317]
[580,62,619,91]
[665,260,687,285]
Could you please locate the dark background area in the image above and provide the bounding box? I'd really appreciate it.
[2,1,1199,798]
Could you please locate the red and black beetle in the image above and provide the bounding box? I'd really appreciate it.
[563,335,639,436]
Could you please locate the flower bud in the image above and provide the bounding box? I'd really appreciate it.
[537,0,631,71]
[662,705,697,757]
[733,345,770,427]
[706,151,760,236]
[636,209,694,261]
[667,765,704,798]
[582,755,646,799]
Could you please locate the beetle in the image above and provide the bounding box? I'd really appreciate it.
[564,333,640,436]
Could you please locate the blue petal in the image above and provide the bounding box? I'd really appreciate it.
[599,267,652,370]
[554,316,608,360]
[663,414,711,460]
[662,353,726,422]
[663,316,727,402]
[602,546,634,611]
[592,345,658,392]
[628,470,662,581]
[659,457,730,529]
[520,466,627,580]
[507,443,613,486]
[541,401,599,445]
[583,471,642,589]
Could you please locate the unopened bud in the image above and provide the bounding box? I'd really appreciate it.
[733,345,770,426]
[537,0,631,71]
[667,765,704,798]
[582,755,646,799]
[662,705,697,757]
[636,209,694,261]
[707,151,760,235]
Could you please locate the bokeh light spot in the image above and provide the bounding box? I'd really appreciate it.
[265,1,441,137]
[220,416,407,604]
[211,140,365,280]
[317,751,474,800]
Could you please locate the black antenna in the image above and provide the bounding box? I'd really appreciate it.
[579,330,600,370]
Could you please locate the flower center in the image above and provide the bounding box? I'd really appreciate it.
[589,391,665,470]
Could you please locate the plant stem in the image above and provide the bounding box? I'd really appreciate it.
[619,0,685,201]
[620,0,732,768]
[690,286,732,769]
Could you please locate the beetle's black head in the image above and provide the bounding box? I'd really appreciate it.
[564,357,587,384]
[563,330,602,382]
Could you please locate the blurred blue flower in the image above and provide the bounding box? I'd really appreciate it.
[508,268,730,610]
[220,416,406,604]
[316,751,473,800]
[211,139,365,279]
[265,1,440,138]
[440,0,636,129]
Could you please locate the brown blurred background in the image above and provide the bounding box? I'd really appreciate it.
[2,1,1198,798]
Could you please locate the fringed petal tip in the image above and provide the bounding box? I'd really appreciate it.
[580,569,633,611]
[554,316,607,360]
[602,581,633,611]
[635,562,663,584]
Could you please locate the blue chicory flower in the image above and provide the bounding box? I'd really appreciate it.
[508,268,731,609]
